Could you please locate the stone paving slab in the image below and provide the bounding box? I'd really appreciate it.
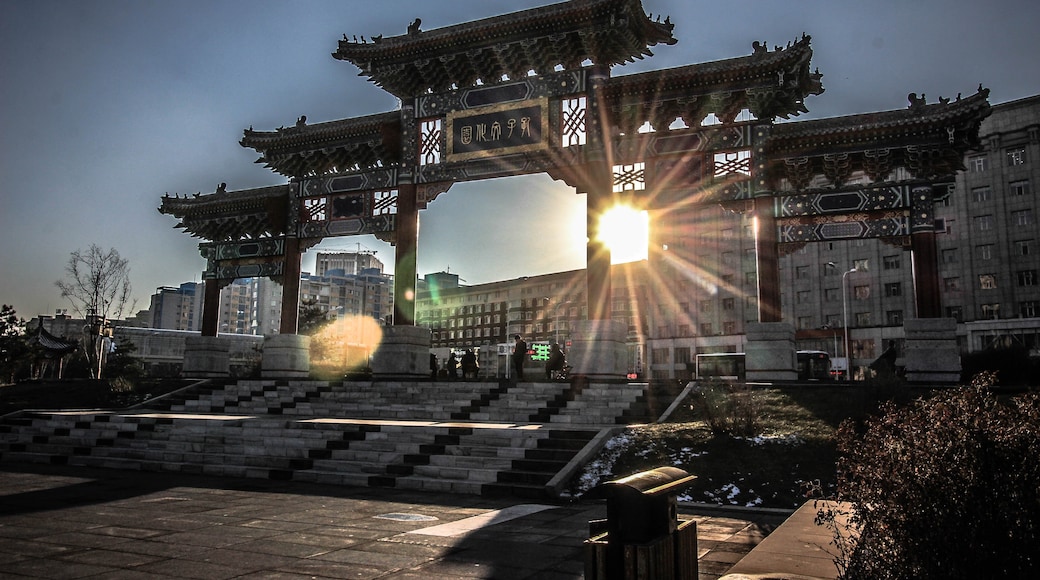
[0,463,788,579]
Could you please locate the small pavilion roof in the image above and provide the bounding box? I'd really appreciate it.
[332,0,677,99]
[28,321,78,357]
[158,184,289,241]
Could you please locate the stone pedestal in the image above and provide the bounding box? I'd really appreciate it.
[261,334,311,379]
[182,336,230,378]
[903,317,961,384]
[744,322,797,382]
[370,325,431,380]
[567,319,628,381]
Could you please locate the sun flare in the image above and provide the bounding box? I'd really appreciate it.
[598,205,649,264]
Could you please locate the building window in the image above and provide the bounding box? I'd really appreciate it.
[675,347,691,364]
[795,265,810,279]
[1012,209,1034,226]
[944,277,961,291]
[942,249,959,264]
[854,285,870,300]
[1018,270,1039,286]
[1018,240,1034,256]
[1006,147,1026,166]
[853,259,869,271]
[979,274,998,290]
[797,316,813,330]
[824,288,840,302]
[723,321,737,334]
[974,215,994,232]
[699,300,713,312]
[678,324,692,337]
[882,255,901,270]
[1010,180,1031,197]
[700,323,713,336]
[722,298,735,310]
[886,310,903,326]
[977,244,994,261]
[884,282,902,297]
[855,312,872,326]
[972,186,992,202]
[825,314,841,328]
[981,303,1000,319]
[1021,301,1039,318]
[652,348,670,364]
[852,339,876,359]
[969,155,987,173]
[945,306,963,322]
[796,290,812,304]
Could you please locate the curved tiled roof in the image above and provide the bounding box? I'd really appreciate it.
[602,35,824,129]
[768,86,991,153]
[158,184,290,241]
[333,0,676,98]
[239,112,401,179]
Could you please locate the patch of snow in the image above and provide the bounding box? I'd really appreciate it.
[736,433,804,446]
[575,432,634,493]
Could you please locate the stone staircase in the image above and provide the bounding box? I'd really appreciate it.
[0,379,649,499]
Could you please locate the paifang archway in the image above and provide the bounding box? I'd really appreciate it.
[160,0,990,380]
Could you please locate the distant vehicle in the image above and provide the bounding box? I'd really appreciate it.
[695,350,832,381]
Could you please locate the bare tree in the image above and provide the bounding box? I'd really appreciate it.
[55,244,135,378]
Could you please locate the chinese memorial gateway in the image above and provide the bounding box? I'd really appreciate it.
[160,0,991,382]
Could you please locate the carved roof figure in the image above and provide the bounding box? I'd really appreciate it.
[333,0,676,98]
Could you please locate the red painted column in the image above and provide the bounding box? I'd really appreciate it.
[753,195,782,323]
[201,278,220,337]
[393,181,419,326]
[911,230,943,318]
[279,237,303,334]
[587,186,613,321]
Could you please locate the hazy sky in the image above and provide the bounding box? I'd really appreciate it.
[2,0,1038,319]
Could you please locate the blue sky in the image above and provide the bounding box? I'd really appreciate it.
[2,0,1038,319]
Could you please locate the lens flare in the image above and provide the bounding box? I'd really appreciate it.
[308,314,384,377]
[598,205,649,264]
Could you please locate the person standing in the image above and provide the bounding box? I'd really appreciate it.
[447,352,459,380]
[461,349,478,380]
[512,334,527,380]
[545,342,565,380]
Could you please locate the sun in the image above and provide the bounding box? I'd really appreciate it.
[598,205,649,264]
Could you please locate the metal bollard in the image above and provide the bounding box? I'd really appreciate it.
[584,466,698,580]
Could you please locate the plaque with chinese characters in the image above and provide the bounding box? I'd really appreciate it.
[446,98,548,162]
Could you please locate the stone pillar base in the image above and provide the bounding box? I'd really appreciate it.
[567,319,628,381]
[371,326,431,380]
[744,322,797,382]
[903,317,961,384]
[182,336,230,378]
[261,334,311,379]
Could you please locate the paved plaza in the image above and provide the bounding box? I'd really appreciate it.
[0,463,788,579]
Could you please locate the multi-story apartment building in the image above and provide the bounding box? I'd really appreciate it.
[644,95,1040,380]
[415,262,651,377]
[149,283,203,331]
[146,253,394,337]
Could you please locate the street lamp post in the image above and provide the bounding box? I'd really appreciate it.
[842,267,857,382]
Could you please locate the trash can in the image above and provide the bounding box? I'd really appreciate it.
[584,466,698,580]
